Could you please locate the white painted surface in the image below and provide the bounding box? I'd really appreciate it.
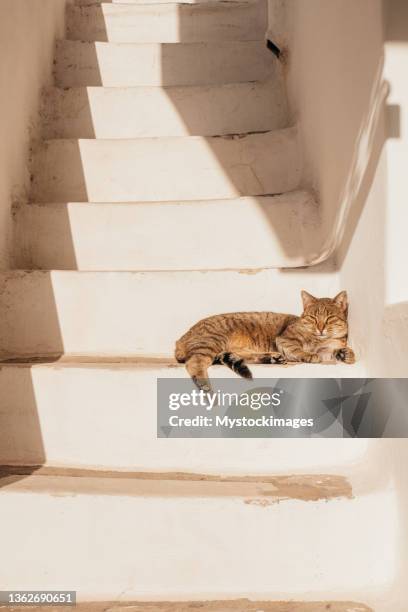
[54,40,275,87]
[76,0,252,5]
[1,1,407,609]
[67,1,267,43]
[0,472,397,602]
[16,192,321,270]
[42,79,287,139]
[0,362,367,469]
[0,267,340,358]
[271,1,408,375]
[31,130,301,203]
[0,0,67,267]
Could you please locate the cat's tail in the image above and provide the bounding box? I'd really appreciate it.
[215,352,253,380]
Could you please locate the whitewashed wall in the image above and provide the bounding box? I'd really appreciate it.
[0,0,68,268]
[269,0,408,375]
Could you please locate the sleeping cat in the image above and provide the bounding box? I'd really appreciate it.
[175,290,355,391]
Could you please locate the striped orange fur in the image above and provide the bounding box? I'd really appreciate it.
[175,291,355,390]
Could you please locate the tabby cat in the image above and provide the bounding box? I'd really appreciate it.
[175,290,355,390]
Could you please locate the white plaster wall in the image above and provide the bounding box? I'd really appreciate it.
[269,0,408,375]
[271,0,385,251]
[0,0,68,269]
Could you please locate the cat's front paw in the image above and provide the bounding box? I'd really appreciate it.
[271,352,287,364]
[336,347,356,364]
[258,352,287,365]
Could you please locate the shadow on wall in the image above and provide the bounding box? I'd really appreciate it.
[0,365,45,488]
[336,0,408,373]
[0,272,66,486]
[384,0,408,41]
[327,61,388,268]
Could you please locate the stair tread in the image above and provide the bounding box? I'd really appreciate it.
[66,0,267,44]
[0,466,352,502]
[55,39,274,87]
[31,129,300,202]
[28,191,312,205]
[76,0,261,4]
[0,267,361,363]
[47,79,276,91]
[0,356,364,376]
[17,192,319,271]
[0,603,373,612]
[82,0,262,5]
[41,131,280,142]
[42,79,287,139]
[74,1,264,7]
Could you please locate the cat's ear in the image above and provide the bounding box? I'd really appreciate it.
[334,290,348,313]
[301,290,317,309]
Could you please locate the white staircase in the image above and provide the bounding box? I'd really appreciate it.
[1,0,374,610]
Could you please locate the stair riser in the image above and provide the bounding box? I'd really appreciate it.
[42,80,287,139]
[0,269,339,358]
[16,193,319,270]
[54,40,274,87]
[67,2,267,43]
[75,0,258,6]
[0,479,395,601]
[0,364,369,470]
[31,130,301,203]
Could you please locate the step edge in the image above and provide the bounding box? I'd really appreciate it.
[38,127,293,145]
[43,78,274,93]
[55,38,269,48]
[69,0,264,10]
[0,465,353,502]
[23,190,316,208]
[0,601,374,612]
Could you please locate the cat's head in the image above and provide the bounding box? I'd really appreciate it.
[300,290,348,339]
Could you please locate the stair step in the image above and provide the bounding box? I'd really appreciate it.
[54,40,275,87]
[0,469,391,601]
[0,360,368,469]
[42,80,287,139]
[67,1,267,44]
[0,603,374,612]
[76,0,259,5]
[17,192,320,270]
[0,466,352,502]
[0,267,345,358]
[31,129,301,203]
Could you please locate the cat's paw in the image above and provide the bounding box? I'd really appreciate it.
[192,376,213,393]
[336,347,356,364]
[258,352,287,365]
[271,352,287,364]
